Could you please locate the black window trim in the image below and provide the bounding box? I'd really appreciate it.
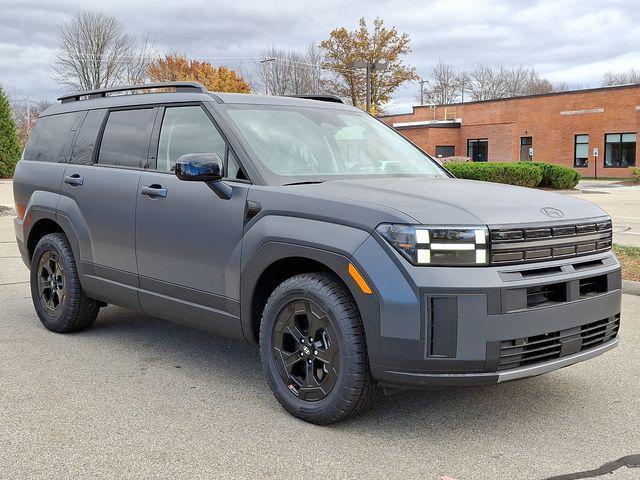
[603,131,637,169]
[573,133,589,168]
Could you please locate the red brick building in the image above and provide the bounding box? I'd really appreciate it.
[380,84,640,178]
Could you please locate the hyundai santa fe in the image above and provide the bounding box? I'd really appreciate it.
[13,82,621,424]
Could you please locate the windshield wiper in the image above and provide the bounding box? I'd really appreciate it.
[283,181,325,186]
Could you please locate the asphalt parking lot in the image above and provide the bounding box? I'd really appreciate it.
[1,178,639,479]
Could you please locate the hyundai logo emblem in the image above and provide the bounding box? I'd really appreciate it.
[540,207,564,218]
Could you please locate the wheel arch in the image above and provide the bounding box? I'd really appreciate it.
[25,211,82,268]
[240,242,381,355]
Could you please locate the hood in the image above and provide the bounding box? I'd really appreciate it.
[285,177,609,226]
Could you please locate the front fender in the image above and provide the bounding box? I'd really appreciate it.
[240,216,381,354]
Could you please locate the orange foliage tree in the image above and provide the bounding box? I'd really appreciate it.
[148,53,251,93]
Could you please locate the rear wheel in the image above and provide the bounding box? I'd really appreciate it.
[260,272,377,424]
[30,233,100,333]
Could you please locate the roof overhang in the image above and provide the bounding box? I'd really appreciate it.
[392,119,462,129]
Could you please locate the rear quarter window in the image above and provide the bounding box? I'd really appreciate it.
[23,111,85,163]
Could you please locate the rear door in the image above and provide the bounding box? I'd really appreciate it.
[60,107,157,309]
[135,104,249,337]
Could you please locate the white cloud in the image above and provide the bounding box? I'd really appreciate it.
[0,0,638,103]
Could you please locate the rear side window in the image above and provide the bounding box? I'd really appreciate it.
[156,106,226,172]
[71,109,107,165]
[23,111,85,163]
[98,108,156,168]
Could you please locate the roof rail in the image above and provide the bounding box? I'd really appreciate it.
[286,94,344,104]
[57,82,207,103]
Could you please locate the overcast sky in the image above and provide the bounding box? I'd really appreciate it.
[2,0,639,112]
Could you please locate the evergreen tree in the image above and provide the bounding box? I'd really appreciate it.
[0,86,21,178]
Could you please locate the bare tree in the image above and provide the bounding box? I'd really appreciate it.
[422,60,459,105]
[602,69,640,86]
[124,34,155,85]
[467,64,506,101]
[502,65,533,97]
[442,64,556,102]
[255,44,326,95]
[456,70,471,102]
[53,11,151,92]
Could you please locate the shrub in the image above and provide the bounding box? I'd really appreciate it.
[446,162,543,188]
[0,86,21,178]
[529,162,581,189]
[631,167,640,184]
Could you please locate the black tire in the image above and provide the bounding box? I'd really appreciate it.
[259,272,378,424]
[30,233,100,333]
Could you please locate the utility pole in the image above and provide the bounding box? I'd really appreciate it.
[418,78,427,105]
[260,58,275,95]
[349,61,387,113]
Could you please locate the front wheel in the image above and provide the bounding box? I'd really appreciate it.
[259,272,377,424]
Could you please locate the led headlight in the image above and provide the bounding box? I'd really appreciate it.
[376,224,489,266]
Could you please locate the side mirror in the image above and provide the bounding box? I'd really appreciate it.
[174,153,232,200]
[174,153,224,182]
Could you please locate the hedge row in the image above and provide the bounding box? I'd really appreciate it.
[445,161,581,189]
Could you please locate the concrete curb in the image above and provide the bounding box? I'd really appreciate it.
[622,280,640,296]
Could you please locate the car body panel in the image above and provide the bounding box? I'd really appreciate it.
[13,87,622,390]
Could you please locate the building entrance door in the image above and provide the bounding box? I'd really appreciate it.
[467,139,488,162]
[520,136,533,161]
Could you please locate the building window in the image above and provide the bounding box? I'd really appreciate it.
[605,133,636,168]
[467,139,488,162]
[574,134,589,167]
[520,136,533,161]
[435,145,455,158]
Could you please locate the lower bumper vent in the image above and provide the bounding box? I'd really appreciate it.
[497,315,620,371]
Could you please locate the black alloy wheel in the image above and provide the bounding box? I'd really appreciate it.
[36,250,66,316]
[272,298,340,401]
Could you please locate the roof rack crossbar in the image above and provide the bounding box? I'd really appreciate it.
[286,94,344,104]
[57,82,207,103]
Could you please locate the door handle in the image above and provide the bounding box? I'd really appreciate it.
[64,174,84,186]
[141,184,167,198]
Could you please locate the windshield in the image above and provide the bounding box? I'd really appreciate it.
[223,104,446,183]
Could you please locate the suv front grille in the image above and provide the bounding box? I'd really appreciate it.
[490,219,612,265]
[496,314,620,371]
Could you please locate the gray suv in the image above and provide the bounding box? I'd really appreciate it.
[13,82,621,424]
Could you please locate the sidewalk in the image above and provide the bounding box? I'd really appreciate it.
[0,179,14,211]
[567,180,640,248]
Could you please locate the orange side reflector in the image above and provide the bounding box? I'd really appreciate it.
[15,204,26,220]
[348,263,373,295]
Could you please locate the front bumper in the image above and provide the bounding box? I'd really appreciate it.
[375,338,618,387]
[351,236,622,388]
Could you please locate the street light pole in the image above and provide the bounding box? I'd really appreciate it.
[260,58,275,95]
[418,78,427,105]
[349,61,387,114]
